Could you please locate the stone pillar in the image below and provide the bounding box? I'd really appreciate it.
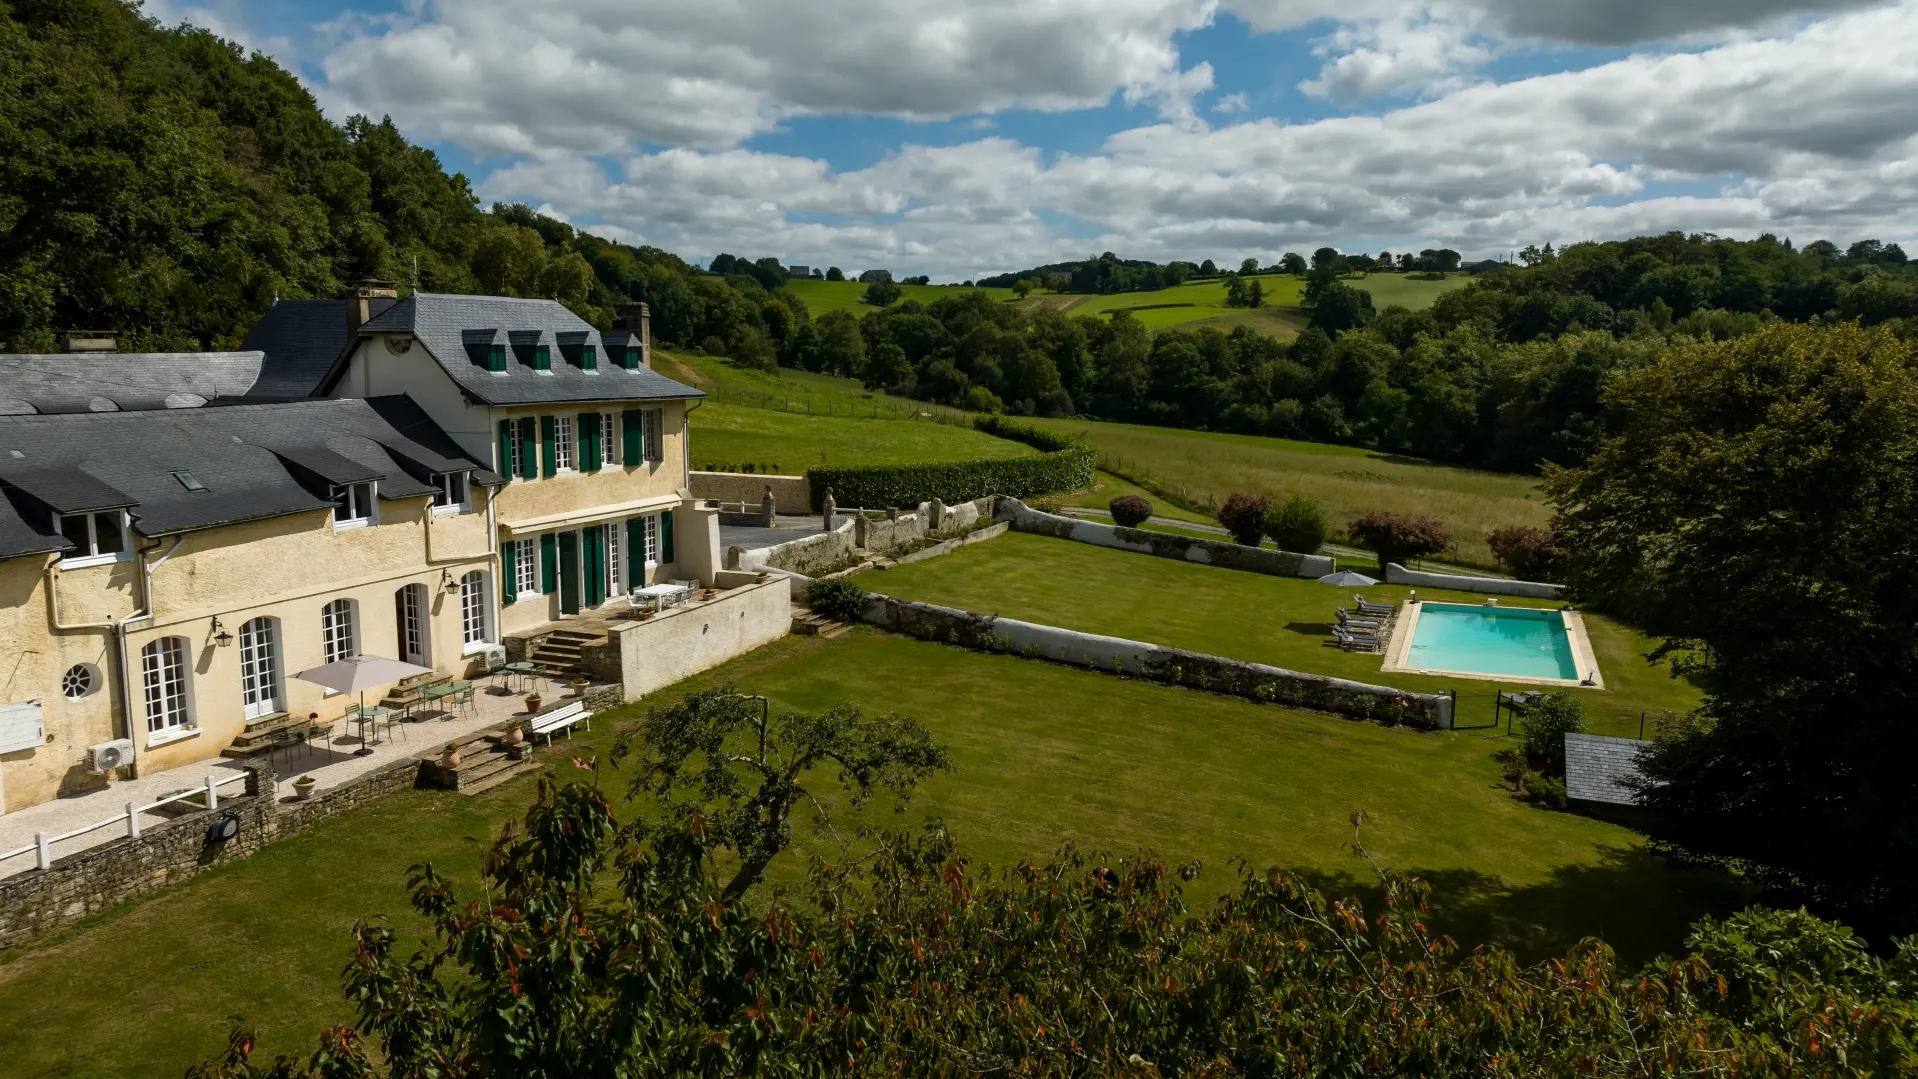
[822,487,837,532]
[760,484,777,527]
[676,498,723,586]
[853,515,870,549]
[887,507,900,522]
[929,498,946,531]
[244,761,277,799]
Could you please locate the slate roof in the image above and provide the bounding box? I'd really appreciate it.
[343,294,703,406]
[241,299,389,398]
[0,351,264,412]
[1564,733,1651,806]
[0,397,497,557]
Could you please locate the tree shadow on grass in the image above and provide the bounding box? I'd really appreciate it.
[1283,621,1336,636]
[1288,842,1758,968]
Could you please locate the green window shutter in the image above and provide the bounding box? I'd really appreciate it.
[621,410,643,464]
[535,345,550,371]
[582,528,605,607]
[500,540,517,606]
[582,345,596,371]
[539,533,557,593]
[661,509,675,564]
[626,517,645,581]
[517,417,538,479]
[624,347,640,370]
[539,416,557,477]
[578,412,600,472]
[497,419,512,476]
[488,345,505,372]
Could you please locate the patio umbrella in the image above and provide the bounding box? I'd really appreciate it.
[293,655,433,755]
[1316,570,1379,586]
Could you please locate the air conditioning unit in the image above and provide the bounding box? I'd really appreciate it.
[89,738,134,774]
[478,644,507,670]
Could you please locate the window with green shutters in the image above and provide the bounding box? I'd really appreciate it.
[539,533,558,593]
[540,416,558,477]
[517,417,538,479]
[661,509,675,563]
[488,344,506,372]
[534,345,551,371]
[578,412,601,472]
[623,347,640,370]
[500,540,517,605]
[497,419,514,477]
[626,516,646,581]
[581,345,596,371]
[622,409,643,463]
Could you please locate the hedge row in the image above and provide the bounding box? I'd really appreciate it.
[806,416,1095,510]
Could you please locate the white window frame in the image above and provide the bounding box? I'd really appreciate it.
[553,416,575,472]
[460,571,492,651]
[238,617,283,720]
[606,521,623,596]
[432,472,469,514]
[141,636,193,740]
[330,481,377,532]
[514,538,539,599]
[321,598,358,665]
[642,514,660,567]
[505,419,525,481]
[56,509,132,569]
[396,584,430,667]
[643,409,665,464]
[600,413,618,465]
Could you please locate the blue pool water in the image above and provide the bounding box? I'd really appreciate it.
[1405,604,1580,680]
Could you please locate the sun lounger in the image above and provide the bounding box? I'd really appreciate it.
[1353,595,1395,617]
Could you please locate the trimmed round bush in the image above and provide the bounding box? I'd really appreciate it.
[1216,492,1271,547]
[1263,495,1329,554]
[1108,494,1153,527]
[1349,510,1449,571]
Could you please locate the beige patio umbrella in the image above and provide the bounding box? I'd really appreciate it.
[293,655,433,756]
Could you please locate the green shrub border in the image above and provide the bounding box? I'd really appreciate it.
[806,416,1094,510]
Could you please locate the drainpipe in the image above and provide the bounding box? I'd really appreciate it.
[682,398,702,493]
[113,535,182,772]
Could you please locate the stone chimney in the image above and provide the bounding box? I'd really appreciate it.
[614,302,651,367]
[345,280,398,338]
[61,331,118,353]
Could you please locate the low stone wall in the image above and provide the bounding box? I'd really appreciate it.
[861,594,1451,729]
[0,757,423,949]
[690,471,809,512]
[997,498,1335,579]
[729,520,856,573]
[609,578,792,699]
[1385,563,1565,599]
[888,521,1008,566]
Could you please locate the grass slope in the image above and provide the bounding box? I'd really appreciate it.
[1028,417,1548,568]
[1050,273,1468,332]
[687,402,1034,472]
[0,633,1738,1077]
[866,531,1699,734]
[783,278,1017,316]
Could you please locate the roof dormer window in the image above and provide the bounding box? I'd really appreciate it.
[57,510,130,568]
[581,345,597,371]
[622,346,641,370]
[488,344,506,373]
[534,345,551,373]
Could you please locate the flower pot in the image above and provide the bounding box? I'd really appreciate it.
[293,779,316,801]
[524,695,543,715]
[570,679,590,697]
[504,723,525,748]
[441,745,462,770]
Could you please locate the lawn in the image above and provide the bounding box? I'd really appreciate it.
[687,402,1032,473]
[0,631,1741,1078]
[782,278,1018,317]
[1028,416,1549,569]
[865,531,1699,735]
[1051,273,1468,331]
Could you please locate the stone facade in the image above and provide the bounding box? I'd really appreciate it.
[0,758,422,949]
[997,498,1335,579]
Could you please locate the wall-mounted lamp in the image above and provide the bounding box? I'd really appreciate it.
[211,615,234,647]
[440,568,457,593]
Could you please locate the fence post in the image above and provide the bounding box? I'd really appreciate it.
[205,775,219,811]
[126,803,140,839]
[34,832,49,870]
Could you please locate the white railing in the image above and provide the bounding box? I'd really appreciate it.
[0,772,251,874]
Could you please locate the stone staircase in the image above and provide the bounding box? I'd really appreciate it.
[527,627,606,678]
[790,604,851,639]
[417,726,543,796]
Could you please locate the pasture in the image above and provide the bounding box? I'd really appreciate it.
[781,277,1017,316]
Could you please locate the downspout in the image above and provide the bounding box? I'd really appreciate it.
[682,398,702,493]
[114,535,182,772]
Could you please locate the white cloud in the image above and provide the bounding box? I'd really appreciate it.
[473,3,1918,277]
[141,0,294,63]
[1298,9,1492,102]
[1224,0,1881,46]
[1213,91,1252,113]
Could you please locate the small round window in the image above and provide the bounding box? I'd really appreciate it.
[61,664,98,700]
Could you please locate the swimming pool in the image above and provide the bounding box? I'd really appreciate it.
[1398,603,1584,682]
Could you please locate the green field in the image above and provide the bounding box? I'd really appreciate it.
[866,531,1698,735]
[0,631,1738,1077]
[1045,272,1468,333]
[782,277,1018,316]
[1030,417,1547,569]
[687,402,1033,472]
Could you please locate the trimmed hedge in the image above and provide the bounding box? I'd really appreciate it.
[806,416,1094,510]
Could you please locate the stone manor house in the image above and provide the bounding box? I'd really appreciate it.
[0,287,778,814]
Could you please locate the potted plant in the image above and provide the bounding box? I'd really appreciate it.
[441,742,462,770]
[755,570,771,582]
[569,675,591,696]
[504,719,526,748]
[524,691,542,714]
[293,775,316,801]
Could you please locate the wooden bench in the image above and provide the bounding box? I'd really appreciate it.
[528,700,592,745]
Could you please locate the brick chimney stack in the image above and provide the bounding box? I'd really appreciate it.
[345,280,398,337]
[614,302,651,367]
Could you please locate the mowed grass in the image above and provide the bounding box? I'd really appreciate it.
[783,278,1018,316]
[1050,273,1468,331]
[688,402,1032,472]
[0,632,1739,1078]
[1029,417,1548,569]
[865,531,1700,735]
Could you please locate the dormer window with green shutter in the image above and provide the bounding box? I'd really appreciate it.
[534,345,551,372]
[622,347,640,370]
[487,344,506,373]
[581,345,597,371]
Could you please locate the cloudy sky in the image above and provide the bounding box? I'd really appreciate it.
[149,0,1918,279]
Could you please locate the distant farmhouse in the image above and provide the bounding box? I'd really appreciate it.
[858,269,893,284]
[786,265,809,279]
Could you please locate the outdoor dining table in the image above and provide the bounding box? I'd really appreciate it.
[630,582,693,613]
[502,662,547,693]
[421,679,474,714]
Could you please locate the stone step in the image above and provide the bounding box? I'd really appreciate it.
[790,612,850,639]
[461,760,544,796]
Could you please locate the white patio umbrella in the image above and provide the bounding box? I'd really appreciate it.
[1316,570,1379,586]
[293,655,434,755]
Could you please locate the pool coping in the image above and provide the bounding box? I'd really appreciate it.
[1380,600,1605,689]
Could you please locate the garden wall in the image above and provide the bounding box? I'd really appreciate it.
[1385,563,1565,599]
[691,471,810,511]
[996,498,1336,579]
[607,578,792,699]
[860,594,1452,729]
[0,758,421,949]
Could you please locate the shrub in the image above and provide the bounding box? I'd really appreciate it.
[1519,769,1569,809]
[1518,693,1586,775]
[1348,510,1450,570]
[862,279,902,306]
[806,416,1093,510]
[1264,495,1329,554]
[1487,525,1568,582]
[806,578,869,625]
[1108,494,1152,527]
[1216,492,1271,547]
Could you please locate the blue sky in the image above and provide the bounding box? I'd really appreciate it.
[152,0,1918,279]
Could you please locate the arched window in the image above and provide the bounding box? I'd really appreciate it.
[395,584,430,667]
[238,617,283,719]
[321,599,357,664]
[460,571,490,646]
[140,636,192,734]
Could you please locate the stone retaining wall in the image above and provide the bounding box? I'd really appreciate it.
[690,471,809,511]
[861,594,1451,729]
[997,498,1335,579]
[0,758,423,949]
[1385,562,1565,599]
